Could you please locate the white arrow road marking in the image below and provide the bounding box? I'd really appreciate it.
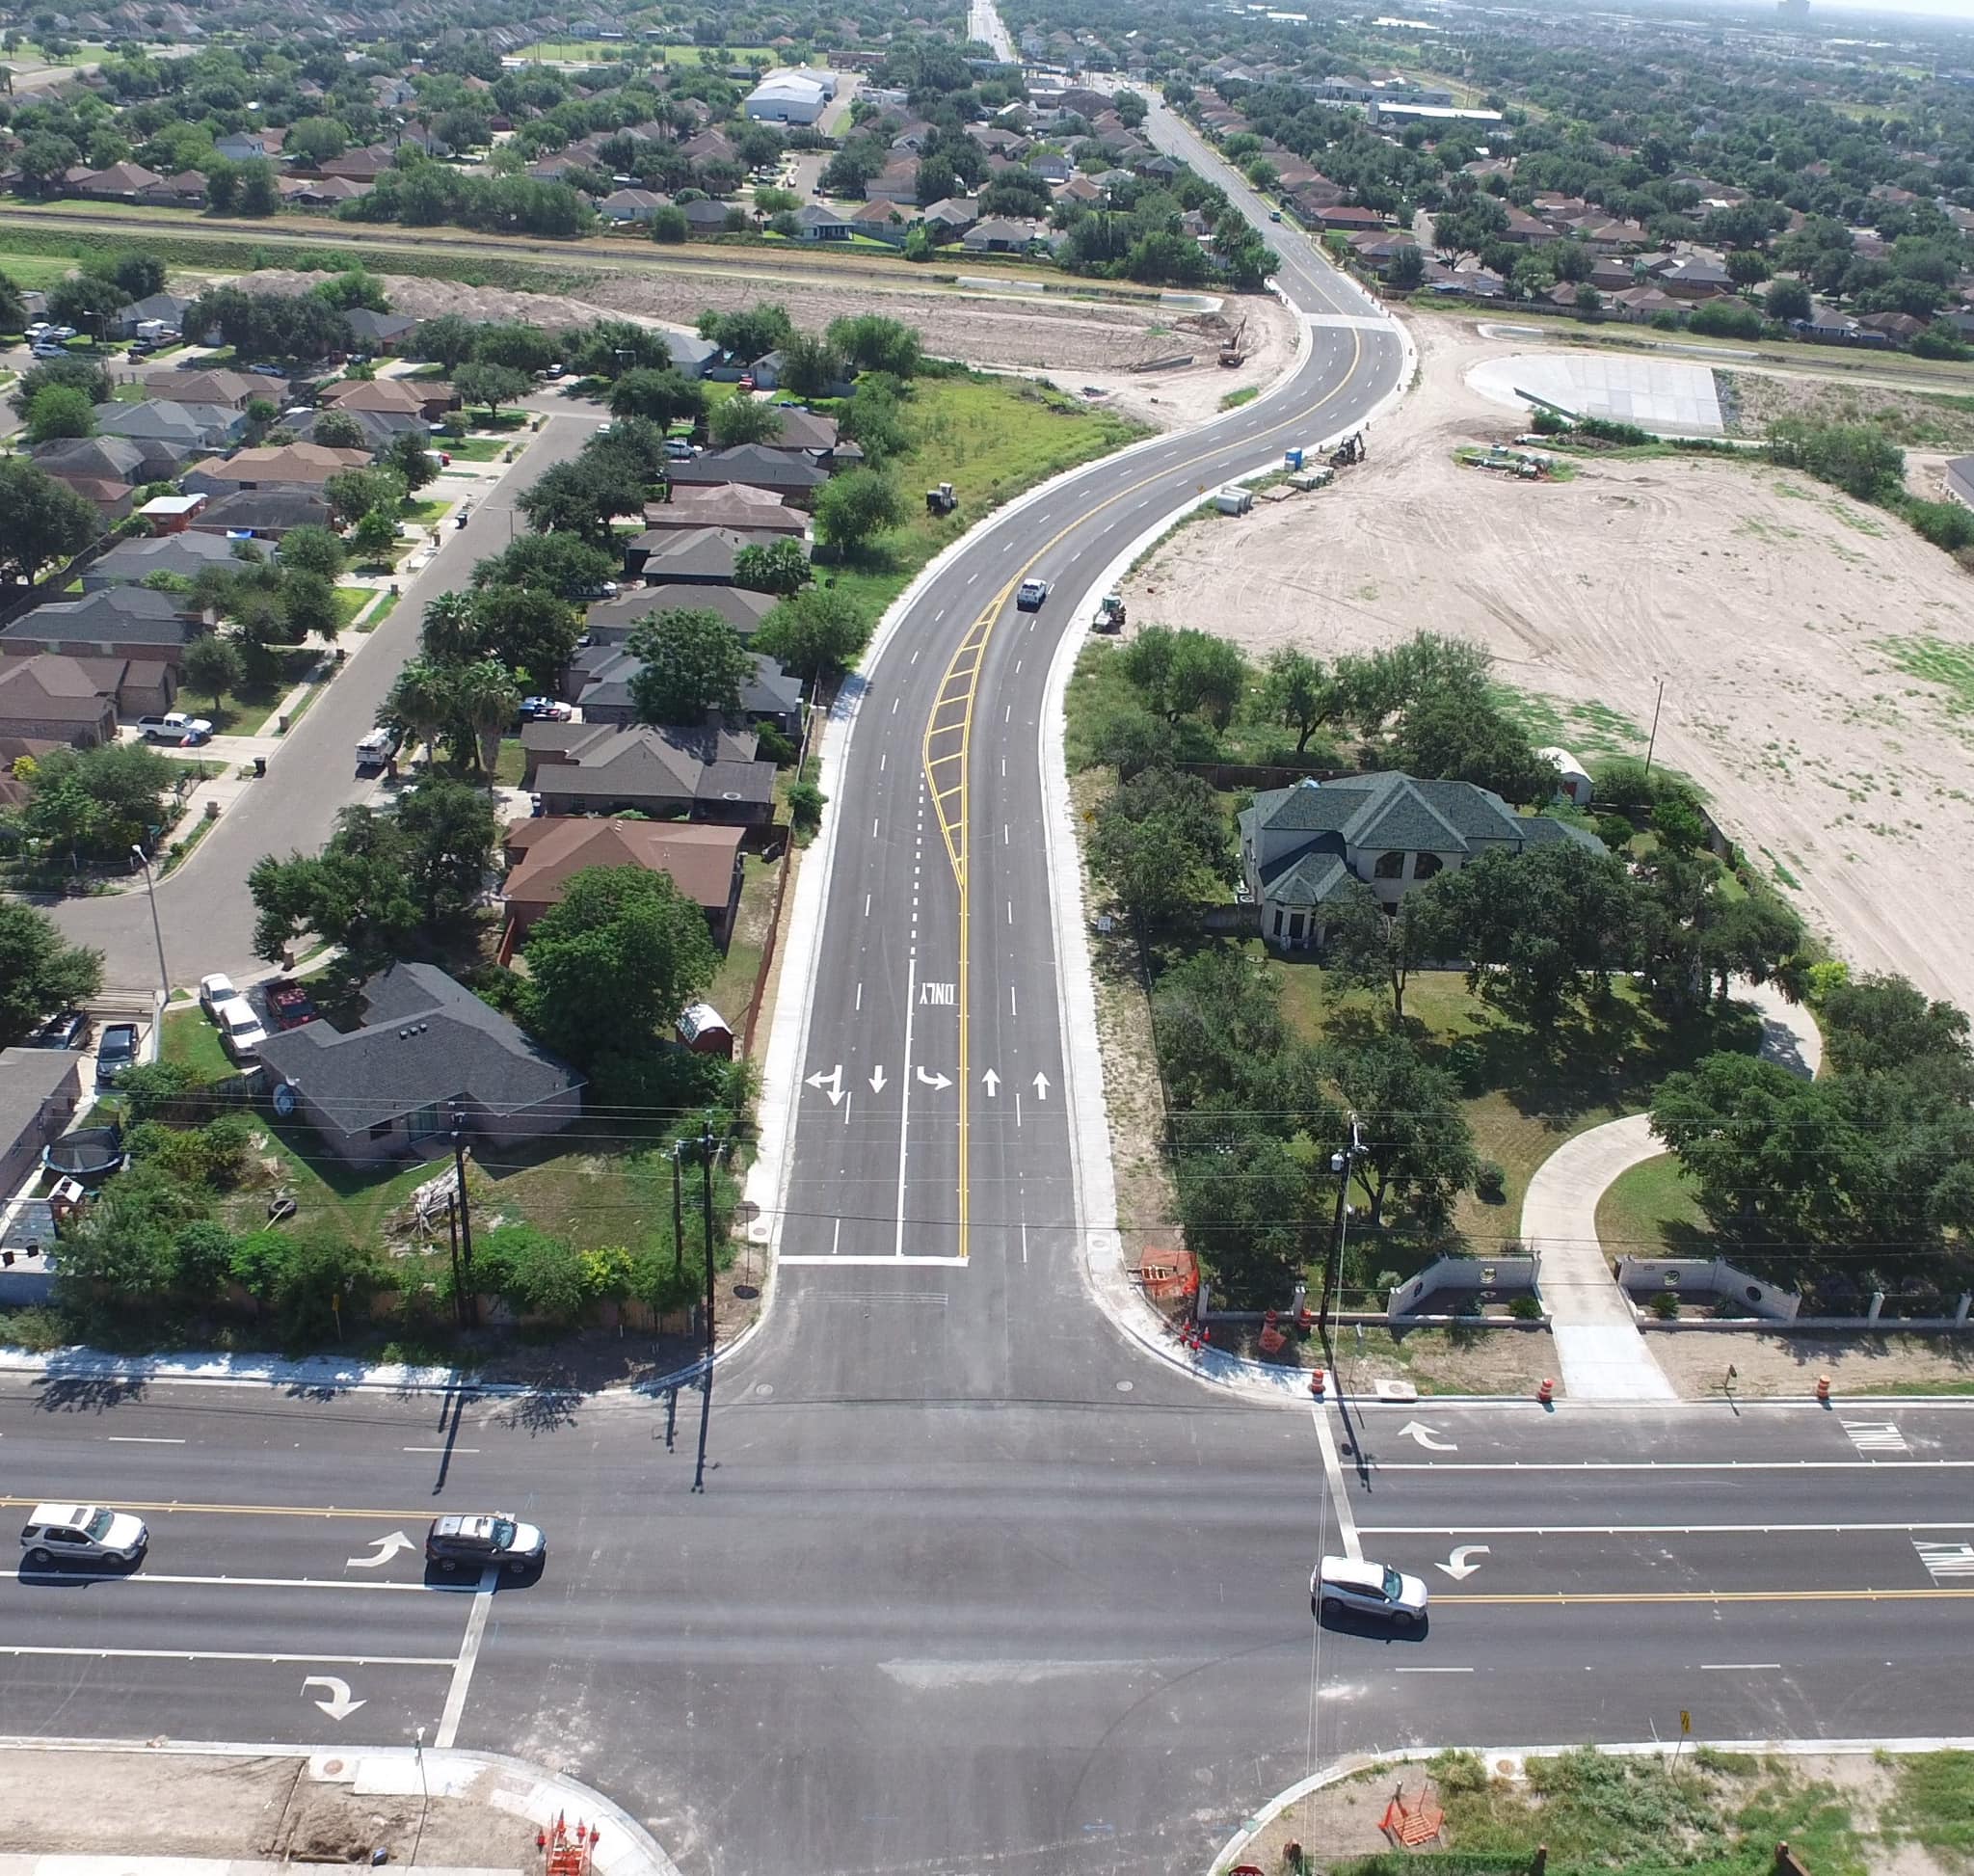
[916,1066,953,1090]
[302,1675,365,1720]
[806,1065,844,1106]
[1031,1072,1050,1099]
[868,1066,888,1094]
[1398,1421,1457,1453]
[345,1531,415,1569]
[981,1070,1000,1096]
[1436,1544,1490,1581]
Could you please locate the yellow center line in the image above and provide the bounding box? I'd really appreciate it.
[919,321,1375,1263]
[1436,1588,1974,1606]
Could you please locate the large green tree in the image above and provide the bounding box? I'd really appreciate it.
[0,900,103,1045]
[0,457,101,587]
[754,586,870,685]
[627,607,753,724]
[1087,764,1235,931]
[813,468,906,561]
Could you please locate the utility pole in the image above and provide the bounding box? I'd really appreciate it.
[672,1140,685,1279]
[130,844,170,1007]
[1643,676,1666,777]
[691,1113,719,1494]
[450,1108,477,1328]
[1317,1115,1365,1337]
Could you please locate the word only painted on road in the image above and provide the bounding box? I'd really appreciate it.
[1913,1541,1974,1582]
[920,982,956,1005]
[1843,1420,1909,1455]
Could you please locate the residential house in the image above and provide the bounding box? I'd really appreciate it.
[1240,772,1603,949]
[569,644,802,739]
[582,585,777,642]
[82,530,252,592]
[1941,456,1974,509]
[0,587,204,666]
[188,489,333,540]
[666,444,830,503]
[182,442,371,495]
[145,368,287,411]
[95,399,245,451]
[322,376,456,421]
[866,159,920,205]
[135,170,207,207]
[319,147,395,183]
[289,405,425,450]
[1656,255,1736,300]
[920,197,978,238]
[1314,204,1393,233]
[795,201,861,242]
[622,525,794,585]
[758,406,840,455]
[1794,302,1868,343]
[67,161,165,201]
[1606,284,1688,321]
[641,484,806,535]
[962,216,1048,254]
[0,1048,84,1198]
[212,128,282,164]
[500,817,747,951]
[344,308,419,353]
[282,175,373,207]
[680,197,736,235]
[680,126,741,165]
[846,200,909,242]
[31,436,147,486]
[664,334,721,380]
[42,474,135,523]
[1027,152,1073,183]
[521,721,777,823]
[1054,174,1100,207]
[253,961,584,1169]
[137,494,207,534]
[0,653,119,746]
[1502,206,1560,245]
[599,186,670,225]
[1858,309,1926,345]
[108,291,195,337]
[1587,257,1636,293]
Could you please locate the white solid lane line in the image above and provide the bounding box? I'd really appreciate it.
[1396,1666,1474,1674]
[1368,1461,1974,1472]
[1312,1406,1362,1564]
[435,1565,496,1749]
[1701,1663,1783,1672]
[0,1645,454,1665]
[12,1570,429,1593]
[106,1435,185,1444]
[402,1446,478,1455]
[1359,1522,1974,1536]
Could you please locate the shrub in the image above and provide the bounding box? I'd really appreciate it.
[1902,497,1974,554]
[1530,408,1567,436]
[1594,812,1637,851]
[472,1222,586,1327]
[1650,1288,1680,1320]
[1474,1160,1507,1202]
[787,779,826,839]
[1507,1294,1542,1321]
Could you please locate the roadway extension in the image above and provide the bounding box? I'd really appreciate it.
[1520,980,1824,1404]
[1210,1736,1974,1875]
[0,1740,683,1876]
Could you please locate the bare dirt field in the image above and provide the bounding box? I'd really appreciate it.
[1649,1327,1974,1399]
[1122,317,1974,1015]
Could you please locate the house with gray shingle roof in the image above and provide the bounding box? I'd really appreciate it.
[1239,772,1603,949]
[253,961,584,1168]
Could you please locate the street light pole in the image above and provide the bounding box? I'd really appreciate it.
[130,844,170,1005]
[690,1113,718,1494]
[1317,1115,1365,1338]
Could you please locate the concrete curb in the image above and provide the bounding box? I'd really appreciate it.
[1207,1735,1974,1875]
[1044,301,1417,1411]
[0,1738,682,1876]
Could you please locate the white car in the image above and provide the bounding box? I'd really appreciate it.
[198,972,238,1017]
[20,1503,149,1567]
[1015,577,1050,612]
[1312,1555,1429,1628]
[212,994,268,1063]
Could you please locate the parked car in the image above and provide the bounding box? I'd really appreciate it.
[20,1503,148,1568]
[212,995,268,1063]
[1015,577,1050,612]
[356,728,396,771]
[1311,1555,1429,1628]
[27,1009,90,1050]
[94,1022,140,1086]
[520,696,573,723]
[426,1514,547,1575]
[663,439,698,461]
[136,711,213,745]
[198,972,238,1018]
[249,362,285,377]
[266,979,317,1031]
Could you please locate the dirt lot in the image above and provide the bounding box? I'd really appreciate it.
[1123,317,1974,1015]
[1649,1327,1974,1399]
[0,1748,537,1865]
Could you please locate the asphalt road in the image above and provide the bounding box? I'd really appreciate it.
[44,412,603,990]
[4,1381,1973,1876]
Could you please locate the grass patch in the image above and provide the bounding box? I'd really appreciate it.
[702,849,781,1040]
[401,496,453,525]
[1489,683,1645,759]
[331,586,372,632]
[440,435,509,462]
[1218,386,1260,411]
[1595,1150,1709,1261]
[157,1005,234,1084]
[217,1121,449,1252]
[493,736,528,788]
[1875,634,1974,713]
[357,589,400,634]
[1266,956,1760,1255]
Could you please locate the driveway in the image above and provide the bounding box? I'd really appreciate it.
[41,411,606,990]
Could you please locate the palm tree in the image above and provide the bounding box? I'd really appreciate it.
[420,589,480,665]
[455,658,520,775]
[385,658,456,768]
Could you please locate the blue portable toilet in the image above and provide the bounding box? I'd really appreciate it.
[1284,446,1304,471]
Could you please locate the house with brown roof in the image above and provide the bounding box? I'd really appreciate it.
[68,161,164,201]
[1314,204,1394,232]
[0,653,119,746]
[42,473,134,523]
[500,817,746,950]
[622,525,795,585]
[582,585,778,642]
[320,146,395,181]
[641,485,806,535]
[182,442,371,495]
[0,587,203,667]
[145,368,288,411]
[322,376,457,420]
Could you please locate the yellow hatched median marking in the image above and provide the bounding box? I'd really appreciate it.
[914,323,1371,1265]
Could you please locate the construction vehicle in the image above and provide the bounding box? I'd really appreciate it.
[1330,431,1365,469]
[1218,316,1247,367]
[925,481,958,517]
[1092,592,1126,633]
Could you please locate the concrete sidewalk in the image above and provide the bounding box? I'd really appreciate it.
[0,1742,681,1876]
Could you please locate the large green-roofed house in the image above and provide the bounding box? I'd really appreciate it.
[1238,772,1603,950]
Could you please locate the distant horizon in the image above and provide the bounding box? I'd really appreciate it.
[1614,0,1974,27]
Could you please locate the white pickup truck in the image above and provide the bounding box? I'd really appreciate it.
[136,711,213,744]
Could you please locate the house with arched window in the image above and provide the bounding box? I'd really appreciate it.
[1240,772,1604,951]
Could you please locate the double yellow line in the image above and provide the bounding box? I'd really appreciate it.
[918,324,1373,1263]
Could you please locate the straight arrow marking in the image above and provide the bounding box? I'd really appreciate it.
[981,1070,1000,1096]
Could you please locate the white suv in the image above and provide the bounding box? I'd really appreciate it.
[1312,1554,1428,1627]
[213,995,268,1062]
[20,1504,149,1568]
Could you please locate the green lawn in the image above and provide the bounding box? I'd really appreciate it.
[158,1005,233,1084]
[331,586,374,632]
[401,496,453,525]
[1595,1149,1711,1261]
[702,849,783,1039]
[440,435,510,462]
[215,1122,450,1254]
[1265,953,1760,1248]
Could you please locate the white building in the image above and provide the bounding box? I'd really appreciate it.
[743,67,840,123]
